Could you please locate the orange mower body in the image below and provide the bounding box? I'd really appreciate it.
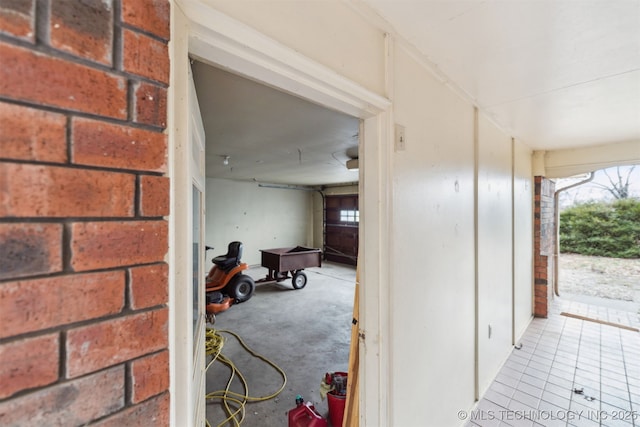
[205,242,255,317]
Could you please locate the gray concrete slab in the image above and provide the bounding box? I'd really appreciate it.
[205,262,356,427]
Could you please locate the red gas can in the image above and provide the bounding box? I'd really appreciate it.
[288,395,328,427]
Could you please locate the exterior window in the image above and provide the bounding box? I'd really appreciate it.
[340,209,359,223]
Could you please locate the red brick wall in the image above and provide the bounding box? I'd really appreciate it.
[0,1,170,424]
[533,176,556,317]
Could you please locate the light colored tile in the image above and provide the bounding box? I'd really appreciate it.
[536,401,570,427]
[552,360,577,373]
[601,353,625,364]
[499,365,525,381]
[523,366,550,381]
[530,354,554,366]
[601,420,634,427]
[628,383,640,397]
[541,390,571,410]
[569,399,599,420]
[572,393,599,411]
[567,417,600,427]
[575,364,599,375]
[484,388,511,408]
[602,383,631,400]
[599,404,635,426]
[573,375,600,394]
[544,382,574,401]
[475,300,640,427]
[506,417,534,427]
[601,368,628,384]
[511,352,532,365]
[520,373,547,389]
[517,381,544,399]
[546,374,574,391]
[624,366,640,381]
[531,350,555,362]
[512,390,540,409]
[601,391,632,411]
[529,360,553,373]
[601,378,630,395]
[549,367,575,382]
[536,343,560,356]
[506,399,537,427]
[475,398,507,427]
[625,376,640,388]
[492,380,517,398]
[506,359,529,373]
[498,369,522,384]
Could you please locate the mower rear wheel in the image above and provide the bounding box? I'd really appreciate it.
[291,271,307,289]
[227,274,255,303]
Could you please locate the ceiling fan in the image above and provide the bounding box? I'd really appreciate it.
[345,145,359,170]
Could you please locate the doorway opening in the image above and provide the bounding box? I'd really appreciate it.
[191,59,361,425]
[555,165,640,323]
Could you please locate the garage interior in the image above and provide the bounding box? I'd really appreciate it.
[191,60,361,426]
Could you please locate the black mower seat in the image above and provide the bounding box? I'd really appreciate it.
[212,241,243,271]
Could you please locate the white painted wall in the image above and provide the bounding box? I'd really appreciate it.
[205,178,313,266]
[391,46,476,426]
[477,113,514,395]
[205,0,386,96]
[514,140,534,341]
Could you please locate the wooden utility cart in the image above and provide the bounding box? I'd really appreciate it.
[256,246,322,289]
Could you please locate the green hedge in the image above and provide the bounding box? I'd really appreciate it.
[559,199,640,258]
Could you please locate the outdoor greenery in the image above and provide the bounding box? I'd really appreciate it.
[560,199,640,258]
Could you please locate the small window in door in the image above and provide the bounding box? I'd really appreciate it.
[340,209,359,223]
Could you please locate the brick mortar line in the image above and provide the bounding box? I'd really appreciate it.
[0,261,168,285]
[0,33,170,89]
[0,158,167,177]
[0,97,168,133]
[0,303,169,348]
[0,218,168,228]
[120,22,169,44]
[0,365,169,407]
[112,0,123,71]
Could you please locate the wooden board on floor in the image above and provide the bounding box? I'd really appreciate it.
[342,265,359,427]
[560,312,639,332]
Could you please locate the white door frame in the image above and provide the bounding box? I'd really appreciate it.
[169,2,393,425]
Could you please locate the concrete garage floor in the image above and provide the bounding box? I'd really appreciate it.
[205,261,357,427]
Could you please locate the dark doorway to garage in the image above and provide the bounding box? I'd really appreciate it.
[324,195,359,266]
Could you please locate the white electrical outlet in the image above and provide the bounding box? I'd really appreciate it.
[395,124,406,152]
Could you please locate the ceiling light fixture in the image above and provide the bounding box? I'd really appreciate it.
[222,155,230,166]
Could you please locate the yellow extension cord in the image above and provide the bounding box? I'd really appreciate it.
[205,327,287,427]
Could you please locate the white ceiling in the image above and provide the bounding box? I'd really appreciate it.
[192,1,640,185]
[364,0,640,150]
[192,62,360,186]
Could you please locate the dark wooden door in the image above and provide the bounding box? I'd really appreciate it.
[324,195,359,265]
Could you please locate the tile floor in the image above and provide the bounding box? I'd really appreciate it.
[468,298,640,427]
